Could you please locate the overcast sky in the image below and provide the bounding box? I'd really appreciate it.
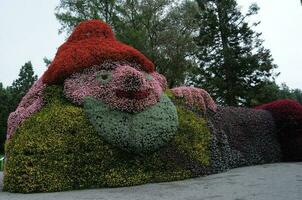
[0,0,301,89]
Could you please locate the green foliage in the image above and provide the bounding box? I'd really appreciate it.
[55,0,120,33]
[4,86,213,193]
[55,0,198,88]
[84,94,178,154]
[291,88,302,104]
[174,107,211,165]
[9,61,38,106]
[192,0,278,106]
[277,83,302,104]
[0,83,10,153]
[247,80,281,106]
[114,0,199,88]
[43,85,68,105]
[43,57,52,67]
[248,81,302,106]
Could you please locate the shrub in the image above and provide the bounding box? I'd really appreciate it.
[3,86,212,193]
[256,99,302,161]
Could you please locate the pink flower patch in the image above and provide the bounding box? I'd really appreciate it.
[171,86,217,112]
[64,61,167,112]
[7,78,46,139]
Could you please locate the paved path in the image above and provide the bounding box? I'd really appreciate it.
[0,163,302,200]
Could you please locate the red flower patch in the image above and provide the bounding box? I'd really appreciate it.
[256,99,302,161]
[42,20,154,85]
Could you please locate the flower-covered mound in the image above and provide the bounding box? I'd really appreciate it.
[171,86,217,113]
[3,86,212,193]
[207,106,281,171]
[4,86,284,193]
[256,99,302,161]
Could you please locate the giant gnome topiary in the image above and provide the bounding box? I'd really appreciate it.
[3,20,302,193]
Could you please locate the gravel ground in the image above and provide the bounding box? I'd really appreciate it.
[0,163,301,200]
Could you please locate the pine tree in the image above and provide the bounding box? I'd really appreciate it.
[10,61,38,107]
[192,0,278,106]
[43,57,52,67]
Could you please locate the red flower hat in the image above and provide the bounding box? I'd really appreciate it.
[42,19,154,84]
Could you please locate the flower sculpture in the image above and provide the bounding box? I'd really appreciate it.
[3,20,302,193]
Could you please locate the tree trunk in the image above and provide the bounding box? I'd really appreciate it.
[216,0,237,106]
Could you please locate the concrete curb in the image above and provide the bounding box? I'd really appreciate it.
[1,163,302,200]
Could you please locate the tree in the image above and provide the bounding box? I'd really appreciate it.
[247,81,302,107]
[55,0,121,34]
[292,88,302,104]
[247,80,280,106]
[192,0,278,106]
[55,0,198,87]
[0,83,10,153]
[277,83,302,104]
[115,0,199,87]
[9,61,38,107]
[43,57,52,67]
[277,83,294,100]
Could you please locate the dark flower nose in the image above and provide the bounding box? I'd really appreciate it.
[121,72,144,91]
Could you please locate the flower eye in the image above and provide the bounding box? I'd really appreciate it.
[96,70,112,84]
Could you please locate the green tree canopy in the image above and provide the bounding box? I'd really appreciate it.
[247,81,302,106]
[0,83,10,153]
[9,61,38,106]
[192,0,278,106]
[55,0,120,33]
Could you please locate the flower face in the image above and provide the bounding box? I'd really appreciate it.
[64,61,167,112]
